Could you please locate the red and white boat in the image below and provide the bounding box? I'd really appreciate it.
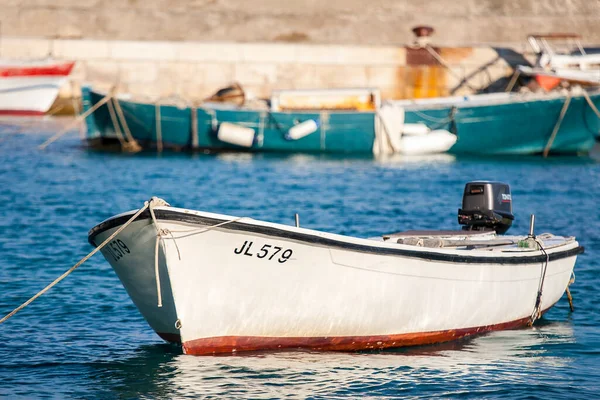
[88,182,582,355]
[0,60,75,116]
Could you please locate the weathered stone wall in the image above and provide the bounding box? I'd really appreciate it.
[1,0,599,46]
[0,37,518,103]
[3,0,589,105]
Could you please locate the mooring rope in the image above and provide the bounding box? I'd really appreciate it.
[106,97,129,148]
[147,197,171,307]
[38,91,113,150]
[528,238,550,326]
[111,97,142,153]
[543,91,572,158]
[410,108,452,125]
[145,199,244,306]
[69,81,84,139]
[582,89,600,119]
[566,271,576,312]
[163,217,247,240]
[424,45,478,92]
[112,98,137,146]
[155,103,164,153]
[44,104,65,117]
[505,69,521,93]
[0,197,253,323]
[190,105,199,148]
[0,199,158,325]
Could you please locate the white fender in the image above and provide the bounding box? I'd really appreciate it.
[217,122,255,147]
[403,123,430,136]
[287,119,318,140]
[399,130,457,155]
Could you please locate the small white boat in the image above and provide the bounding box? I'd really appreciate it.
[89,182,582,355]
[0,59,75,115]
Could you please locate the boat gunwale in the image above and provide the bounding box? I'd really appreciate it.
[88,88,377,116]
[88,208,584,265]
[88,87,600,114]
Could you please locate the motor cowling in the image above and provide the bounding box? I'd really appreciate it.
[458,181,514,234]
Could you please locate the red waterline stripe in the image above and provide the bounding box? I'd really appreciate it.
[182,313,544,356]
[0,62,75,77]
[0,110,46,116]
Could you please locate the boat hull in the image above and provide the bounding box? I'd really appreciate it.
[0,61,74,115]
[89,207,581,355]
[90,218,180,342]
[0,76,70,115]
[82,87,599,155]
[180,314,541,355]
[401,92,599,155]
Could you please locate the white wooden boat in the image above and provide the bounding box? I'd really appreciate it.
[88,182,583,355]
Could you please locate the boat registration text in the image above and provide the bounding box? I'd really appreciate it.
[233,240,293,263]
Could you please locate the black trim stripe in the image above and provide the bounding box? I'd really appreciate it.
[88,209,584,265]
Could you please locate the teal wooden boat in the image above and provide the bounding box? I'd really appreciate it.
[82,87,600,155]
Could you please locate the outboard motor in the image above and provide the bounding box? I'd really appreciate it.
[458,181,514,234]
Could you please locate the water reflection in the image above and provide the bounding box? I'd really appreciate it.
[375,153,456,166]
[4,116,597,168]
[100,322,574,398]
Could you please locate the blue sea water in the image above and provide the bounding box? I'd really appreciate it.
[0,118,599,399]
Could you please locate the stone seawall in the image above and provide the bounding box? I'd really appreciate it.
[2,1,594,106]
[1,37,523,105]
[1,0,599,46]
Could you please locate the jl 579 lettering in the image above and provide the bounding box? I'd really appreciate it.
[104,239,130,261]
[234,240,293,263]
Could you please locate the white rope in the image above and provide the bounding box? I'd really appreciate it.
[147,197,170,308]
[44,104,65,117]
[0,200,153,325]
[164,217,247,239]
[190,105,199,149]
[424,45,478,92]
[198,106,218,131]
[107,98,128,147]
[112,98,138,147]
[153,233,163,308]
[0,196,247,321]
[155,103,163,153]
[146,200,245,306]
[38,92,113,150]
[168,230,181,260]
[112,97,142,153]
[582,89,600,119]
[505,69,521,93]
[410,108,452,124]
[543,91,572,158]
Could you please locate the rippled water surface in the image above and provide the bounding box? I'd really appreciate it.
[1,118,599,398]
